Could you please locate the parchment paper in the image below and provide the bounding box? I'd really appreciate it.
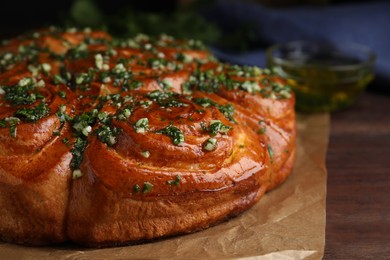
[0,113,329,260]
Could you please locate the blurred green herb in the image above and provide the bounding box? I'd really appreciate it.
[67,0,105,28]
[64,0,260,51]
[65,0,220,45]
[113,10,221,44]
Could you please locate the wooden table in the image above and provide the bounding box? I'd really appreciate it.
[323,90,390,259]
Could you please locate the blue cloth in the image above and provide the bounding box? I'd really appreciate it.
[205,0,390,81]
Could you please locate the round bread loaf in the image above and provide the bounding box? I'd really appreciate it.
[0,28,296,247]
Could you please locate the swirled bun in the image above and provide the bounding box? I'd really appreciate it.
[0,28,296,247]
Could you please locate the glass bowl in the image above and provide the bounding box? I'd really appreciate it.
[266,41,376,113]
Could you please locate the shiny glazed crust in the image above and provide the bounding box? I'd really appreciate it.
[0,28,296,247]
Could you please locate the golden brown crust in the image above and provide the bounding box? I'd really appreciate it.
[0,136,72,245]
[0,28,296,247]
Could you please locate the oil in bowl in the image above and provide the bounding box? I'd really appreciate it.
[266,41,376,112]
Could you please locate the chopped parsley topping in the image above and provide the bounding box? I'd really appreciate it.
[15,102,49,122]
[75,69,94,85]
[156,125,184,145]
[72,169,83,179]
[54,75,64,85]
[148,58,166,69]
[167,175,181,186]
[3,78,44,105]
[140,150,150,158]
[267,145,274,160]
[58,91,66,99]
[54,72,69,85]
[67,42,89,59]
[217,104,236,123]
[62,137,69,145]
[133,184,141,193]
[208,120,232,136]
[56,104,70,123]
[94,53,104,70]
[117,108,132,121]
[138,100,152,108]
[175,53,193,63]
[72,109,98,134]
[193,98,236,122]
[70,137,87,171]
[203,138,217,151]
[258,120,266,134]
[180,65,291,99]
[258,128,266,134]
[183,70,224,93]
[158,79,173,90]
[227,65,263,78]
[80,125,92,136]
[240,81,261,93]
[41,63,51,74]
[112,63,126,74]
[97,111,109,123]
[142,182,153,193]
[0,117,20,138]
[146,90,185,108]
[134,118,149,133]
[9,118,19,138]
[95,125,120,146]
[127,80,143,91]
[192,97,214,108]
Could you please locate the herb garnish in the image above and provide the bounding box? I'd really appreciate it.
[15,102,49,122]
[183,70,223,93]
[167,175,181,186]
[156,125,184,145]
[146,90,185,108]
[203,138,217,151]
[133,184,141,193]
[70,137,87,171]
[67,42,89,60]
[71,109,98,135]
[142,182,153,193]
[72,169,83,179]
[75,69,94,85]
[208,120,232,136]
[0,117,20,138]
[267,145,274,161]
[58,91,66,99]
[117,108,132,121]
[95,125,120,146]
[134,118,149,133]
[193,98,236,122]
[62,137,69,145]
[140,150,150,158]
[258,120,266,134]
[3,79,44,105]
[56,104,71,123]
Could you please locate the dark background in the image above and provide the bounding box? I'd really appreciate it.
[0,0,379,38]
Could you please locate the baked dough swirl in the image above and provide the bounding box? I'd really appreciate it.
[0,28,296,247]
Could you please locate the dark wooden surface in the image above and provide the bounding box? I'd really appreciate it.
[323,91,390,259]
